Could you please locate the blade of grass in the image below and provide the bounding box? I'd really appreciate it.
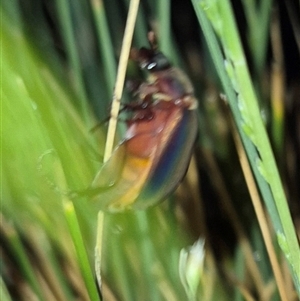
[2,2,103,300]
[95,0,140,295]
[105,219,138,300]
[94,211,104,289]
[157,0,171,54]
[191,1,278,230]
[241,0,272,76]
[103,0,140,159]
[64,201,101,301]
[90,0,117,94]
[231,117,289,301]
[233,246,246,301]
[56,151,100,300]
[135,212,161,301]
[55,0,90,124]
[217,1,300,289]
[191,0,300,293]
[202,149,265,294]
[270,10,285,156]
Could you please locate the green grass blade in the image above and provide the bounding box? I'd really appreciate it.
[124,0,148,46]
[90,0,117,95]
[191,0,300,293]
[157,0,172,54]
[55,0,90,124]
[241,0,272,76]
[135,212,161,301]
[64,201,101,301]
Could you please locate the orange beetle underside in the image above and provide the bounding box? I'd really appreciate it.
[91,101,187,211]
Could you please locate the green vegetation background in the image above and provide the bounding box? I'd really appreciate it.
[1,0,300,300]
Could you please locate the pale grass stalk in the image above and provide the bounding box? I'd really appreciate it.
[103,0,141,161]
[95,0,141,291]
[203,149,265,294]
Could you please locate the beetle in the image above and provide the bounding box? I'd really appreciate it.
[88,41,198,211]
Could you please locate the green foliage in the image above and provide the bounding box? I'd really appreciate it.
[1,0,299,300]
[192,0,300,292]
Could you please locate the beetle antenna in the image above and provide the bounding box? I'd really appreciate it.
[148,31,158,51]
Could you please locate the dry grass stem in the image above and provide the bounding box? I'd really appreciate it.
[103,0,141,162]
[231,119,290,301]
[203,149,265,294]
[95,0,140,294]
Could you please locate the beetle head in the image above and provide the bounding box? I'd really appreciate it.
[140,48,171,72]
[131,47,171,72]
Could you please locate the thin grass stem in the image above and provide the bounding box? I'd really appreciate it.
[95,211,104,288]
[270,11,285,156]
[231,117,290,301]
[94,0,141,296]
[64,201,101,301]
[103,0,140,161]
[202,149,265,294]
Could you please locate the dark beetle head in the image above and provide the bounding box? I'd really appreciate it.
[131,47,171,72]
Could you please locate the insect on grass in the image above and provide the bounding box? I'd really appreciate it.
[87,33,199,211]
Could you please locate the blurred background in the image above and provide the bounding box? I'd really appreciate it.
[1,0,300,300]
